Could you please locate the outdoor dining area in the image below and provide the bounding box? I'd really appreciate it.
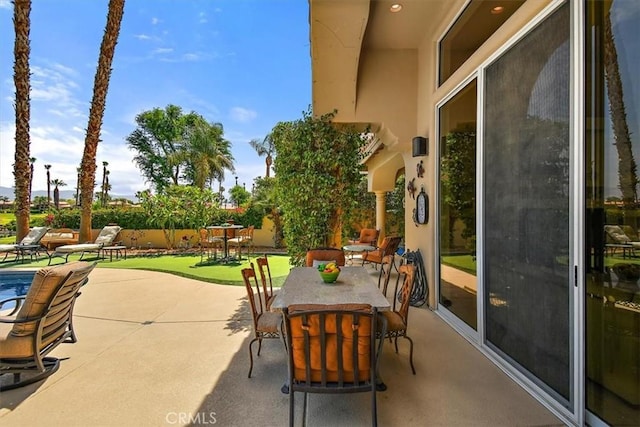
[0,253,562,426]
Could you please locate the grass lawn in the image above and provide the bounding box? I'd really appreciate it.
[0,252,293,287]
[0,212,47,226]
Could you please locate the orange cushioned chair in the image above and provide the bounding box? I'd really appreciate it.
[350,228,380,246]
[378,263,417,374]
[305,247,346,267]
[282,303,386,427]
[363,236,402,270]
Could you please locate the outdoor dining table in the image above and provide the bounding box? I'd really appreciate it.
[270,266,391,312]
[206,224,244,263]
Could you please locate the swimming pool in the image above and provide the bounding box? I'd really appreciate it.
[0,270,36,308]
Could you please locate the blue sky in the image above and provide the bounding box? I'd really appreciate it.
[0,0,311,200]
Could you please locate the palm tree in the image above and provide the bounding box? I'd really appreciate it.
[12,0,32,242]
[51,179,66,210]
[249,134,275,177]
[75,166,81,206]
[45,164,52,206]
[28,157,35,207]
[78,0,125,243]
[171,122,235,190]
[604,6,638,205]
[101,161,109,207]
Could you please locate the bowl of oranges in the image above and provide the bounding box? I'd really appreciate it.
[317,262,341,283]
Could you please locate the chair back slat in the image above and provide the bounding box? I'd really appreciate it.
[256,255,273,306]
[241,266,264,324]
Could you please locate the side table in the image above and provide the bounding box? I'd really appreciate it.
[101,245,127,262]
[342,244,376,265]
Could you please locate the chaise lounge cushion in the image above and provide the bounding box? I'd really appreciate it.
[53,243,102,254]
[0,262,93,357]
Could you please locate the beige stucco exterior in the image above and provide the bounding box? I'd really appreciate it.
[309,0,554,308]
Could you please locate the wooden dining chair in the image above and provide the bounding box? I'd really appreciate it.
[229,225,255,260]
[363,236,402,270]
[377,254,399,297]
[378,263,417,374]
[240,266,283,378]
[255,255,276,310]
[282,303,386,427]
[305,247,346,267]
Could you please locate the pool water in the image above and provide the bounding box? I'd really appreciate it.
[0,271,36,308]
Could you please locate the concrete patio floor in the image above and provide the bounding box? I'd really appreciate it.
[0,267,565,426]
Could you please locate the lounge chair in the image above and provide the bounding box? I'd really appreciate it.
[0,261,96,390]
[48,225,122,265]
[0,226,49,263]
[604,224,640,258]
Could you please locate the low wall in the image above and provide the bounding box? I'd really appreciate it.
[91,217,279,249]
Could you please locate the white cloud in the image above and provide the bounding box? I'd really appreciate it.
[151,17,160,25]
[0,0,10,10]
[182,53,200,61]
[152,47,173,55]
[229,107,257,123]
[134,34,152,41]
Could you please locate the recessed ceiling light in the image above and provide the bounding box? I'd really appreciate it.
[390,3,403,13]
[491,6,504,14]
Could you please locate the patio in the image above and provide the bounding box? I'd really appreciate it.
[0,267,563,426]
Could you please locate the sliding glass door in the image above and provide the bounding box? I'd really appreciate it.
[585,1,640,425]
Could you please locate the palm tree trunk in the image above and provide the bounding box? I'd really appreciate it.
[79,0,125,242]
[54,187,60,210]
[604,9,638,205]
[12,0,32,242]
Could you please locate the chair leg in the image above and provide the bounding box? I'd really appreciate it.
[0,357,60,391]
[404,334,416,375]
[248,338,258,378]
[372,382,378,427]
[394,336,399,353]
[302,391,308,427]
[289,389,295,427]
[257,337,263,356]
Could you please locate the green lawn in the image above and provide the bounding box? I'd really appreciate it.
[0,252,293,287]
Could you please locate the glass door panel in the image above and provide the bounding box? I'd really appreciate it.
[438,80,478,330]
[585,1,640,425]
[484,3,572,404]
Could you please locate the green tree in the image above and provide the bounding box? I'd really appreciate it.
[441,124,476,251]
[139,185,218,249]
[251,176,284,247]
[127,105,212,192]
[271,108,366,265]
[12,0,32,241]
[249,134,275,177]
[175,121,235,190]
[229,184,250,207]
[79,0,125,243]
[32,195,48,212]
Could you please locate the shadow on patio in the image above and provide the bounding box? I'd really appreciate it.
[0,268,563,426]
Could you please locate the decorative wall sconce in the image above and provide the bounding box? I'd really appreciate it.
[412,136,428,157]
[407,177,417,199]
[416,160,425,178]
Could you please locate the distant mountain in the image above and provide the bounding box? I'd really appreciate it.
[0,186,136,202]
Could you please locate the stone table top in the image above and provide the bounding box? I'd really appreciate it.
[270,266,390,312]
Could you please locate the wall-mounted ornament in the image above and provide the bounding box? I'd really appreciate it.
[416,160,425,178]
[407,177,417,199]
